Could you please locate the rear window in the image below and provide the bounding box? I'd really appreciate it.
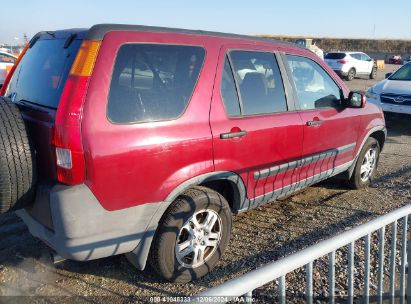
[107,44,205,124]
[6,37,81,108]
[324,53,346,60]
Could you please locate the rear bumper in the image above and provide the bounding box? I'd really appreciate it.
[17,183,164,262]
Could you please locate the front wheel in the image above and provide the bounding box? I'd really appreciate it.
[349,138,380,189]
[148,186,232,282]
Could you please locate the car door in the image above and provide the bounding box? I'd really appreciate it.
[361,53,373,74]
[284,54,360,183]
[210,45,304,209]
[350,53,364,74]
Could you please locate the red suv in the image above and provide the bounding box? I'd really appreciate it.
[0,24,386,282]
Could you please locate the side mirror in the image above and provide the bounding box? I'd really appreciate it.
[347,91,366,108]
[385,73,392,79]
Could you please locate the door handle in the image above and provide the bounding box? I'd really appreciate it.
[306,120,323,126]
[220,130,247,139]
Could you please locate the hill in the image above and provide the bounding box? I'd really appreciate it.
[260,35,411,59]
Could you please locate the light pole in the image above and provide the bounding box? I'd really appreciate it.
[13,37,19,53]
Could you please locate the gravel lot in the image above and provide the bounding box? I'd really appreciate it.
[0,64,410,303]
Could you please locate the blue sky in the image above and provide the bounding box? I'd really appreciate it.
[1,0,410,44]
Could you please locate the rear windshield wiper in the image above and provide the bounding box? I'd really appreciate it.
[14,99,57,111]
[29,31,56,48]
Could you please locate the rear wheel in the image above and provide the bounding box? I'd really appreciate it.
[369,67,377,79]
[148,186,232,282]
[349,137,380,189]
[346,68,356,81]
[0,97,36,214]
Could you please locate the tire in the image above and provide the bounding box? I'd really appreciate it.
[369,67,377,79]
[149,186,232,282]
[0,97,36,214]
[348,137,380,189]
[346,68,356,81]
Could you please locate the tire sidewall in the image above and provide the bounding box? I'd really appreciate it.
[370,67,377,79]
[153,188,232,282]
[353,138,380,188]
[347,68,355,81]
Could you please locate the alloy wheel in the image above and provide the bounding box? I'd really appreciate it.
[175,209,222,268]
[360,147,377,182]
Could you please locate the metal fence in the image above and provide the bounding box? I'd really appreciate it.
[194,204,411,303]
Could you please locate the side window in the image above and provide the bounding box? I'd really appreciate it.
[361,53,370,61]
[351,53,361,60]
[229,50,287,115]
[286,55,341,110]
[108,44,205,124]
[221,57,241,116]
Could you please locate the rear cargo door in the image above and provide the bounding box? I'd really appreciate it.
[4,32,83,180]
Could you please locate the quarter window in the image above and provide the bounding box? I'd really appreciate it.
[108,44,205,124]
[227,51,287,116]
[286,55,341,110]
[221,57,241,116]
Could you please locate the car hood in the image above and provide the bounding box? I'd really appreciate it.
[373,79,411,95]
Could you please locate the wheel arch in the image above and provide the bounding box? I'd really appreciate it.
[348,126,386,178]
[126,171,247,270]
[164,171,247,212]
[370,129,386,151]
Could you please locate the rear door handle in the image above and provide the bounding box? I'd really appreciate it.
[220,130,247,139]
[306,120,323,127]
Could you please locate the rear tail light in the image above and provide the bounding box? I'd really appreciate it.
[0,44,29,96]
[54,40,101,185]
[337,60,347,64]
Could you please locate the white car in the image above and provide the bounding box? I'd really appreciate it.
[0,51,17,88]
[367,62,411,116]
[324,51,376,81]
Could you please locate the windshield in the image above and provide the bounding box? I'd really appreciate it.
[389,64,411,81]
[6,37,81,108]
[324,53,346,60]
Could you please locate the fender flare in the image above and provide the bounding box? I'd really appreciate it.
[126,171,247,270]
[348,125,386,178]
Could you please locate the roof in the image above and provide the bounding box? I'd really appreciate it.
[328,51,365,54]
[85,23,303,49]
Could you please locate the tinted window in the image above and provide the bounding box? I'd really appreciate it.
[6,38,81,108]
[221,57,241,116]
[324,53,346,60]
[108,44,205,123]
[229,51,287,115]
[286,55,341,109]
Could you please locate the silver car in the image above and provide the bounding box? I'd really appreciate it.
[367,62,411,116]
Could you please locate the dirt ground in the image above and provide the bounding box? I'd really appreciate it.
[0,64,410,303]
